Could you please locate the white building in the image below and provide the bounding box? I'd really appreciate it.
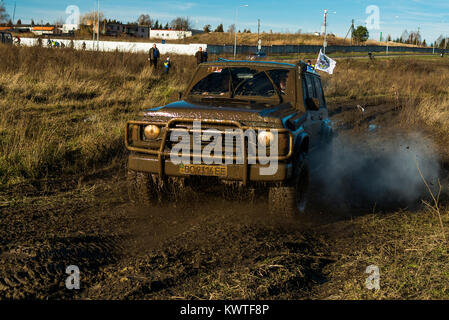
[62,24,79,34]
[149,29,193,40]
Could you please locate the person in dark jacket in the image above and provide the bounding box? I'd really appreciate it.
[202,48,208,63]
[195,47,203,65]
[149,44,160,68]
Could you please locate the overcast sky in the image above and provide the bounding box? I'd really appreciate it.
[3,0,449,42]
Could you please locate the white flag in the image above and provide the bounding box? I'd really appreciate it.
[315,50,337,74]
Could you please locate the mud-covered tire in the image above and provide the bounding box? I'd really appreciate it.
[127,170,158,206]
[269,155,310,217]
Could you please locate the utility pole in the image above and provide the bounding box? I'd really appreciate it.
[234,4,249,59]
[92,4,96,46]
[257,19,262,52]
[386,34,390,54]
[12,1,16,24]
[323,9,328,54]
[344,19,355,46]
[97,0,100,50]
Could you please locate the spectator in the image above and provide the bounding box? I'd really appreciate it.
[82,42,86,50]
[195,47,203,65]
[149,44,160,69]
[164,57,171,75]
[202,48,208,63]
[306,60,315,72]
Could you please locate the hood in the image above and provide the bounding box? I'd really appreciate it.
[142,99,296,127]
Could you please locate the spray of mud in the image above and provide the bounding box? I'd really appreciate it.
[313,131,441,213]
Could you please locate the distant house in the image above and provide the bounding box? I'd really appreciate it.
[32,26,55,36]
[105,23,124,36]
[103,23,197,39]
[149,29,193,40]
[62,24,79,34]
[124,25,150,38]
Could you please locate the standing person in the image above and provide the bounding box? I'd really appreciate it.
[306,60,315,72]
[82,42,86,50]
[195,47,203,65]
[149,44,160,69]
[163,57,171,75]
[202,47,208,63]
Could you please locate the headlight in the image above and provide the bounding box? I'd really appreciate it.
[144,125,161,140]
[258,131,274,147]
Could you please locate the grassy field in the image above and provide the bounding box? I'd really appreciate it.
[1,45,447,186]
[0,44,448,300]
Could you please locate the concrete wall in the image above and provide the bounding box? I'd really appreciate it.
[20,38,207,56]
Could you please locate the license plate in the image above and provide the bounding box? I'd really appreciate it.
[179,164,228,177]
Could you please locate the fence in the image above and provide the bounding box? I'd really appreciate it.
[17,37,437,56]
[207,44,436,55]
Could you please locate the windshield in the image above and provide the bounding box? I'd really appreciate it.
[189,67,291,99]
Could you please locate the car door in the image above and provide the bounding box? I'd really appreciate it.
[302,74,323,151]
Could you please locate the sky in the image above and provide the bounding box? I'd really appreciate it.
[2,0,449,43]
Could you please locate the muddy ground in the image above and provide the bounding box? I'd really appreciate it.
[1,103,448,300]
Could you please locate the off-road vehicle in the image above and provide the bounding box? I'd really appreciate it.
[125,59,333,216]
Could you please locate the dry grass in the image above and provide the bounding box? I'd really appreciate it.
[320,58,449,158]
[1,45,448,185]
[314,209,449,300]
[0,44,193,186]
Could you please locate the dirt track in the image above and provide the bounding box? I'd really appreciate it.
[0,102,447,299]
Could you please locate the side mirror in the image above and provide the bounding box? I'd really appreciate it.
[305,97,320,111]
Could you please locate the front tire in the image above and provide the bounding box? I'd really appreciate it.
[268,155,310,217]
[127,170,159,206]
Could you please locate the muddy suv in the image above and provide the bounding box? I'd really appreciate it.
[125,59,333,216]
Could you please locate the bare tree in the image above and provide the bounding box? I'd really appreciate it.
[203,24,211,33]
[227,24,235,33]
[400,30,409,43]
[408,31,422,45]
[137,14,153,26]
[170,17,192,31]
[81,11,104,25]
[0,1,9,23]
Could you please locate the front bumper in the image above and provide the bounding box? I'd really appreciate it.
[125,118,294,185]
[128,153,292,182]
